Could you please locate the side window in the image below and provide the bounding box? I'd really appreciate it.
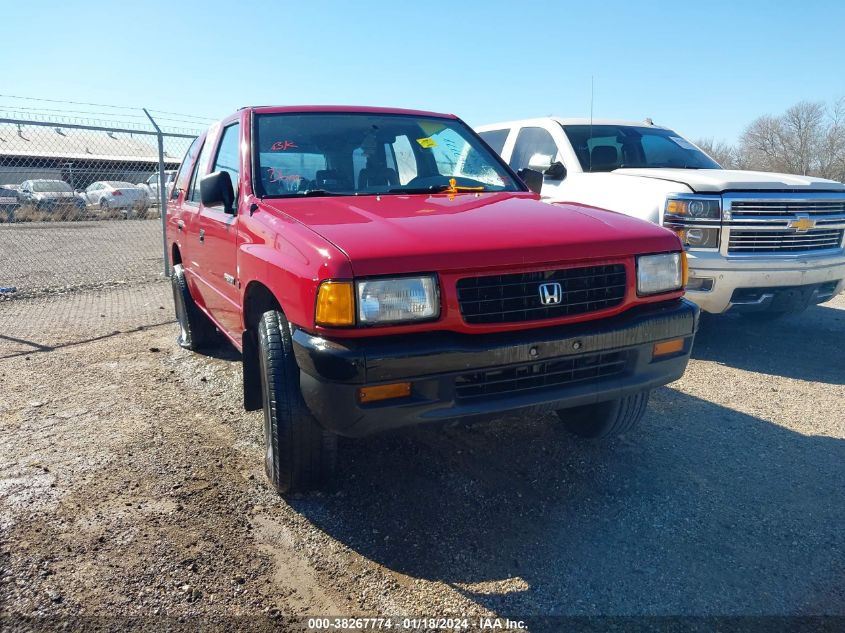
[478,129,509,155]
[187,139,214,204]
[172,135,202,200]
[509,127,558,171]
[210,123,240,203]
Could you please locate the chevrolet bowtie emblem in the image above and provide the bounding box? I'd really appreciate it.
[788,215,816,233]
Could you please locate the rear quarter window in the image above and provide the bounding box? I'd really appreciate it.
[478,129,509,155]
[172,136,203,199]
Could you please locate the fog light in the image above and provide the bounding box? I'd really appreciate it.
[686,277,714,292]
[653,338,685,358]
[358,382,412,403]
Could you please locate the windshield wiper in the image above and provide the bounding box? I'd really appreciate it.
[387,184,450,194]
[298,189,349,197]
[388,181,487,195]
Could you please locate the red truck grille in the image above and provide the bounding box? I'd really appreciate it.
[454,350,628,401]
[456,264,626,324]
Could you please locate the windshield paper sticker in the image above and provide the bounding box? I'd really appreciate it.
[669,136,697,151]
[270,141,298,151]
[416,137,437,149]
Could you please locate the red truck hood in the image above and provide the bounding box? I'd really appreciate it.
[260,192,679,276]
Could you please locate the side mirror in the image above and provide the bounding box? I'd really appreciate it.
[544,161,567,180]
[200,171,235,214]
[527,153,553,173]
[516,168,544,195]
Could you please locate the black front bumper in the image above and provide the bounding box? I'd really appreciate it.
[292,299,699,437]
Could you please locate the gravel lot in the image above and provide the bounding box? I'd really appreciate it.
[1,285,843,631]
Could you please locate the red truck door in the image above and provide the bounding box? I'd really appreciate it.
[192,121,242,338]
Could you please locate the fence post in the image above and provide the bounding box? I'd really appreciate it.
[143,108,170,278]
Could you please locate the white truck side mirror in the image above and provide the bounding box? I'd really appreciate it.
[527,153,553,173]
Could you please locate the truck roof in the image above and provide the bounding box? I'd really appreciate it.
[476,117,671,131]
[245,105,459,119]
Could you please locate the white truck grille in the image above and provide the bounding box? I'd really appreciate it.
[729,200,845,217]
[728,229,845,253]
[724,193,845,256]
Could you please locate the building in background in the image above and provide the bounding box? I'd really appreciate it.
[0,121,183,188]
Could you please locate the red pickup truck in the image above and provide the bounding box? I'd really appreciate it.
[167,106,698,494]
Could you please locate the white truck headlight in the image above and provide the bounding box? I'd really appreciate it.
[357,275,439,324]
[637,253,684,295]
[665,195,721,220]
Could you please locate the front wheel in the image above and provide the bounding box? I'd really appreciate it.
[171,264,213,350]
[557,391,650,439]
[257,309,337,495]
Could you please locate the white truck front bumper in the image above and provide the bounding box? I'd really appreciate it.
[685,250,845,314]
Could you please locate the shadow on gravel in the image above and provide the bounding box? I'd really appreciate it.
[692,303,845,384]
[0,322,174,360]
[291,390,845,618]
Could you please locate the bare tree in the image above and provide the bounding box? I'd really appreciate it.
[738,99,845,180]
[816,97,845,182]
[694,137,739,169]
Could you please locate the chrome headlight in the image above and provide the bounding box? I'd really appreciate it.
[665,195,721,220]
[637,253,684,295]
[357,275,439,324]
[664,195,721,249]
[664,224,721,249]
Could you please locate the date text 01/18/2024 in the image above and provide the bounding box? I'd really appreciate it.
[306,617,527,630]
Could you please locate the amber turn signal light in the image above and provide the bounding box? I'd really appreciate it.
[653,338,685,358]
[315,281,355,326]
[358,382,412,404]
[681,251,689,287]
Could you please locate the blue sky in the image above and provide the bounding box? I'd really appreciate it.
[2,0,844,142]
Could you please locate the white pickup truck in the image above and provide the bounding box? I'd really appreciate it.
[476,118,845,317]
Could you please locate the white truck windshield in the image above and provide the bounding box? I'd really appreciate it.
[562,124,721,172]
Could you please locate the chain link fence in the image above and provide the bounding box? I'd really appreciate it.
[0,114,197,357]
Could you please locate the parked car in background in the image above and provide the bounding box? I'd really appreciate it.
[19,179,86,217]
[139,170,177,206]
[168,105,698,495]
[81,181,149,218]
[0,186,20,223]
[476,118,845,319]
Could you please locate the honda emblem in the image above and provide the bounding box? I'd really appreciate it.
[539,282,563,306]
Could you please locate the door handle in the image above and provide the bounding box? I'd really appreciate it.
[199,229,205,243]
[177,220,184,231]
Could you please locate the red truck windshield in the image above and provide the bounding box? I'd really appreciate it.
[563,124,721,172]
[254,113,522,197]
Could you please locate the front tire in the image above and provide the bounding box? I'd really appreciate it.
[557,391,650,439]
[171,264,213,350]
[257,310,337,495]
